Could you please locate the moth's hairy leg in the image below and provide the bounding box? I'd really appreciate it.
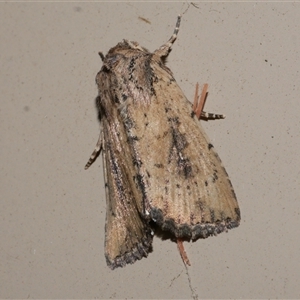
[192,82,200,113]
[193,83,225,120]
[201,111,225,120]
[194,83,208,119]
[177,239,191,266]
[85,131,103,170]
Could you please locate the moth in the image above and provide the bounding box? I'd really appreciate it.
[85,15,240,269]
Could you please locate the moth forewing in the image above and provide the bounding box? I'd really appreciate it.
[126,69,240,240]
[100,97,153,269]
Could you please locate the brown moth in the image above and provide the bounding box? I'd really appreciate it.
[85,15,240,270]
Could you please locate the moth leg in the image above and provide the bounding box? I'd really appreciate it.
[84,131,102,170]
[194,83,225,120]
[154,15,181,58]
[177,239,191,266]
[193,82,208,119]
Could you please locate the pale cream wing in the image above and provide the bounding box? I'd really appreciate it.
[101,110,153,269]
[127,63,240,241]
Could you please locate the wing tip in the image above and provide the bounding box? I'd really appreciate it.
[106,233,153,270]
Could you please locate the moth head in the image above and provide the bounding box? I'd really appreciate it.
[98,40,151,72]
[123,39,150,53]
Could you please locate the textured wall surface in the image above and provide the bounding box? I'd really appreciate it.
[1,2,299,299]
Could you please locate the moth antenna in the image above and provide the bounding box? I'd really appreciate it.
[154,15,181,58]
[99,52,105,61]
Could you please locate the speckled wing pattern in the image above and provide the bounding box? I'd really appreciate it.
[85,15,240,269]
[100,101,153,269]
[127,62,240,241]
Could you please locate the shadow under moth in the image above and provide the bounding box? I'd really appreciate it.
[85,15,240,270]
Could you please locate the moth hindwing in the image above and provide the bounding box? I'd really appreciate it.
[85,15,240,269]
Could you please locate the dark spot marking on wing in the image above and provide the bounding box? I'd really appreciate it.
[122,93,128,101]
[123,115,135,130]
[210,209,215,223]
[135,174,147,202]
[212,172,218,182]
[235,207,241,220]
[154,163,164,168]
[132,157,142,168]
[150,207,164,224]
[128,135,139,142]
[177,157,193,179]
